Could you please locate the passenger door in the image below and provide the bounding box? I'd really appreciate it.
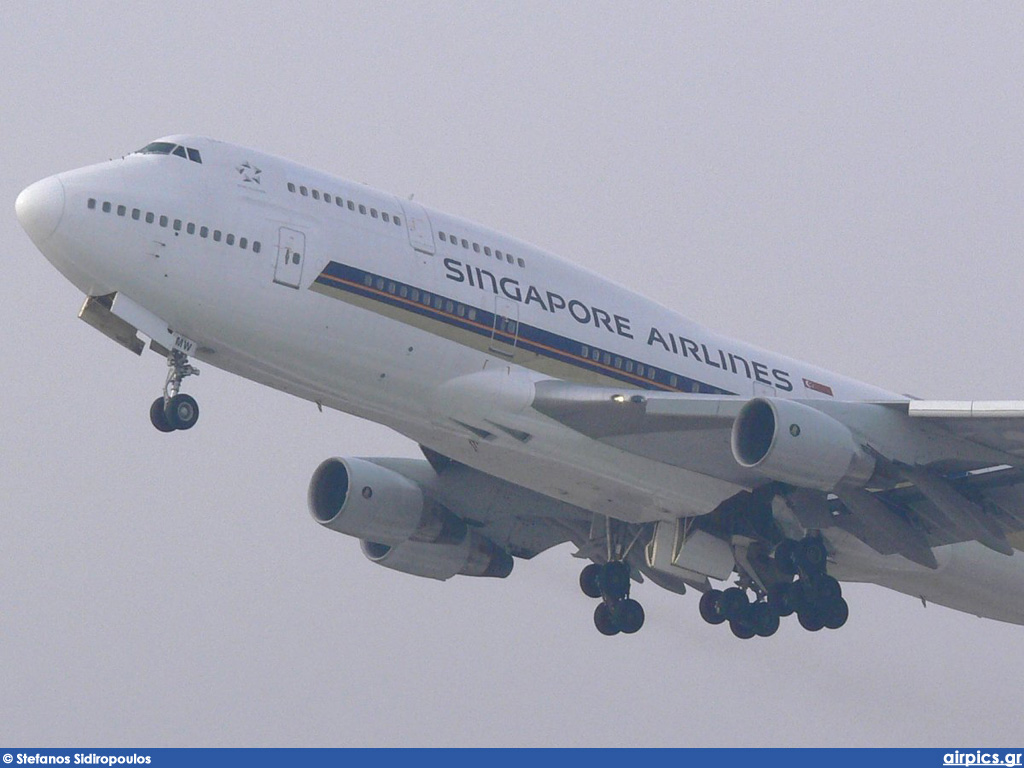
[488,297,520,360]
[399,200,435,255]
[274,227,306,288]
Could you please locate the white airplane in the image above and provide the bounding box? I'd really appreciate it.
[16,135,1024,638]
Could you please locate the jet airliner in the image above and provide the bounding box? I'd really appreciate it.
[16,136,1024,638]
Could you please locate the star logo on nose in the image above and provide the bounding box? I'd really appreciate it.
[236,161,262,184]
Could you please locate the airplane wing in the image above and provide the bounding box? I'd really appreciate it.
[530,380,759,486]
[531,380,1024,565]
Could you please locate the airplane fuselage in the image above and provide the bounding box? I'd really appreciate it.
[17,135,1024,631]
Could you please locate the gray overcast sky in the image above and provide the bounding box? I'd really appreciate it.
[3,1,1024,747]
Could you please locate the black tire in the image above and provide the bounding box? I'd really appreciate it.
[796,538,828,575]
[729,612,756,640]
[797,606,826,632]
[823,597,849,630]
[769,582,797,618]
[617,599,645,634]
[594,602,620,636]
[699,589,727,625]
[811,574,842,603]
[601,561,631,601]
[579,563,603,599]
[774,539,799,576]
[751,602,780,638]
[164,393,199,431]
[150,398,176,432]
[720,587,749,620]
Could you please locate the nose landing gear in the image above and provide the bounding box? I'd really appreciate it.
[149,349,200,432]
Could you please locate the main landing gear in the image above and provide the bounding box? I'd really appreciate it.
[698,537,849,639]
[149,349,200,432]
[580,562,645,636]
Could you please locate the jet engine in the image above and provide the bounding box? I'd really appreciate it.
[308,457,467,546]
[731,398,875,491]
[361,535,514,580]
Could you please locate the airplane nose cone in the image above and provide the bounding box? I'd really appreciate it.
[16,175,65,244]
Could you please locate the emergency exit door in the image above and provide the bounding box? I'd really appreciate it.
[274,227,306,288]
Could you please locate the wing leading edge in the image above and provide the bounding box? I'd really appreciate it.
[531,380,1024,563]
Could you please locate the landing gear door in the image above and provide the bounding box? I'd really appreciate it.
[274,227,306,288]
[399,199,435,255]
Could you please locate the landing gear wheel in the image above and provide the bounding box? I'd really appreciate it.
[616,599,645,634]
[594,602,620,636]
[720,587,749,620]
[164,393,199,431]
[797,606,826,632]
[769,582,798,618]
[699,589,727,625]
[580,564,603,598]
[601,561,631,600]
[823,597,849,630]
[150,398,175,432]
[750,602,780,637]
[729,610,756,640]
[811,574,842,603]
[796,538,828,574]
[774,539,799,576]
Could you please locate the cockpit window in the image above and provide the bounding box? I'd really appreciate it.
[137,142,176,155]
[134,142,203,164]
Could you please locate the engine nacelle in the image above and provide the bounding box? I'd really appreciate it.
[361,534,514,580]
[731,398,875,491]
[308,457,466,546]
